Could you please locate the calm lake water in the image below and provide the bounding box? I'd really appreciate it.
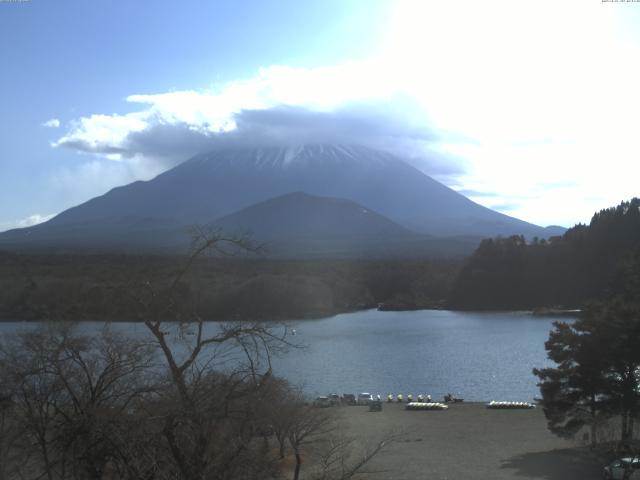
[0,309,574,402]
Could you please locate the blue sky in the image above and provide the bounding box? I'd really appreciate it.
[1,0,639,230]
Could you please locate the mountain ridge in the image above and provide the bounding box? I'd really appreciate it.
[0,144,565,256]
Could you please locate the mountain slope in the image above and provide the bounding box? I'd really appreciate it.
[213,191,414,239]
[0,216,191,253]
[211,191,479,258]
[40,144,552,237]
[0,144,563,255]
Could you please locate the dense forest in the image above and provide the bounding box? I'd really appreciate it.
[0,252,460,321]
[4,198,640,321]
[449,198,640,310]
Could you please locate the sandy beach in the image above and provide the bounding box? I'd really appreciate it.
[326,402,608,480]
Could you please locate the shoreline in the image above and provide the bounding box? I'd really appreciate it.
[0,305,582,323]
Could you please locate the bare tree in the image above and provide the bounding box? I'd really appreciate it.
[311,431,401,480]
[0,389,22,480]
[278,397,401,480]
[286,401,334,480]
[128,229,294,479]
[0,323,156,480]
[255,377,298,460]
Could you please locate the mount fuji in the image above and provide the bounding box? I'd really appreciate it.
[0,144,563,256]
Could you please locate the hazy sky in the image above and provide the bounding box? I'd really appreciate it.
[1,0,639,230]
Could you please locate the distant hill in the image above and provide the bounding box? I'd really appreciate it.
[214,191,413,239]
[212,192,480,258]
[0,144,564,256]
[449,198,640,310]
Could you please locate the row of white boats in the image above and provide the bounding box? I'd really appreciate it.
[354,394,535,410]
[404,400,536,411]
[406,402,449,410]
[386,394,433,403]
[382,396,536,410]
[486,401,536,409]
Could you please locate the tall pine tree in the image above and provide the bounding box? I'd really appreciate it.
[535,299,640,447]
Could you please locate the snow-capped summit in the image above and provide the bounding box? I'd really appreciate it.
[193,144,401,171]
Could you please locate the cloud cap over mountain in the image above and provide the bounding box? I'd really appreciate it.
[53,64,465,178]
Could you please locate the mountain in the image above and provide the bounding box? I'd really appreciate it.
[214,191,413,239]
[0,144,563,255]
[212,192,479,258]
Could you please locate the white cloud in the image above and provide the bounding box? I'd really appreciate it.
[378,0,640,226]
[54,113,147,155]
[0,213,56,232]
[42,118,60,128]
[54,63,406,157]
[18,213,55,228]
[52,63,457,176]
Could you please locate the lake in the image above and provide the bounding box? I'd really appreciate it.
[0,309,573,402]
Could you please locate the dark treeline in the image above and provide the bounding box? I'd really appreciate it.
[0,253,461,321]
[449,198,640,310]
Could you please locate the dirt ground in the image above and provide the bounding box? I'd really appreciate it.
[328,402,608,480]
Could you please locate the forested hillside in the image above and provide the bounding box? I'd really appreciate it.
[449,198,640,310]
[0,253,460,321]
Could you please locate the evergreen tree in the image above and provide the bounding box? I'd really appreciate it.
[588,300,640,445]
[534,299,640,446]
[451,198,640,310]
[533,319,609,447]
